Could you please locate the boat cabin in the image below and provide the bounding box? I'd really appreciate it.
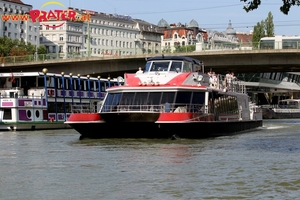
[278,99,300,109]
[144,56,204,73]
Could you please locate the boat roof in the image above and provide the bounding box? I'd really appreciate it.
[146,56,203,65]
[279,99,300,102]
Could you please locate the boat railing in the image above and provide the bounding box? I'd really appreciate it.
[208,74,245,93]
[214,74,246,93]
[273,108,300,113]
[71,104,96,113]
[101,103,205,113]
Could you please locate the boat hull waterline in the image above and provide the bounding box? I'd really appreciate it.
[67,112,262,139]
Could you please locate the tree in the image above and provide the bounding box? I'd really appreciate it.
[38,45,47,54]
[251,12,274,48]
[0,37,43,57]
[241,0,300,14]
[265,12,275,37]
[252,20,265,49]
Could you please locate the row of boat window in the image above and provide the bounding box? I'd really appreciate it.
[7,76,119,95]
[211,94,239,114]
[101,91,240,114]
[144,61,202,73]
[44,76,119,91]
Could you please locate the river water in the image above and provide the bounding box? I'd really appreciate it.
[0,119,300,200]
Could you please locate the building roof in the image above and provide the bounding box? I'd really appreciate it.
[225,20,236,35]
[236,33,252,44]
[157,18,170,28]
[187,19,199,28]
[2,0,24,4]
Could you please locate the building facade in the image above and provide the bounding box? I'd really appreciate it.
[158,18,206,53]
[0,0,40,46]
[39,8,162,58]
[158,19,242,52]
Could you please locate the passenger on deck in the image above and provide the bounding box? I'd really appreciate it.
[4,78,12,88]
[164,102,171,112]
[208,71,217,87]
[174,106,187,113]
[136,67,143,74]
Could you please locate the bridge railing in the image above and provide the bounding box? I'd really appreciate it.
[1,41,300,65]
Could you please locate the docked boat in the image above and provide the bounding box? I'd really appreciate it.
[66,55,263,139]
[0,69,122,131]
[262,99,300,119]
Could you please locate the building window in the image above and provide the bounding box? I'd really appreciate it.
[59,34,63,41]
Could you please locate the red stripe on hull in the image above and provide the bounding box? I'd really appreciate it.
[67,113,101,122]
[157,113,215,122]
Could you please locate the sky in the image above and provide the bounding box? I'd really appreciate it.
[22,0,300,36]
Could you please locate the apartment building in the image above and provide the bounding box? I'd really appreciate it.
[0,0,40,46]
[39,8,162,58]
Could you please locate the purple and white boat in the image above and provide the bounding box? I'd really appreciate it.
[0,69,121,131]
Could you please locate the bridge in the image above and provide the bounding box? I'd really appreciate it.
[1,49,300,78]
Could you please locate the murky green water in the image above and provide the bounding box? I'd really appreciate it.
[0,119,300,199]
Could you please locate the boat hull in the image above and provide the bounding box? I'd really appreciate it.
[68,120,263,139]
[263,108,300,119]
[0,122,70,131]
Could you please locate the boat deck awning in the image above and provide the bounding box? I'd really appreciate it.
[241,81,300,91]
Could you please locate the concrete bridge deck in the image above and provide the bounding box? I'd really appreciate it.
[1,49,300,77]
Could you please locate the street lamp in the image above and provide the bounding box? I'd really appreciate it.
[61,72,66,121]
[35,43,38,61]
[107,76,111,88]
[87,20,91,58]
[97,76,101,98]
[54,75,58,121]
[87,74,91,99]
[69,73,74,105]
[34,26,39,61]
[87,75,91,112]
[77,74,81,104]
[42,68,48,108]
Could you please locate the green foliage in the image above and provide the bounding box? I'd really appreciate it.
[252,20,265,49]
[241,0,300,15]
[265,12,275,37]
[38,45,48,54]
[182,45,196,52]
[0,36,38,57]
[252,12,274,49]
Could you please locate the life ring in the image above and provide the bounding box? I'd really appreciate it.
[47,89,54,97]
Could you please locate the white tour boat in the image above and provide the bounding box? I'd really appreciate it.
[263,99,300,119]
[66,56,263,139]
